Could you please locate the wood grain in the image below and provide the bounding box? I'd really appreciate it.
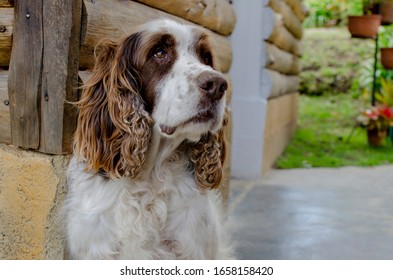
[39,0,82,154]
[262,92,298,174]
[269,0,303,39]
[267,12,303,56]
[80,0,232,73]
[0,8,13,66]
[284,0,308,22]
[0,70,10,144]
[265,42,301,75]
[0,0,13,7]
[135,0,236,36]
[8,0,43,149]
[264,68,299,99]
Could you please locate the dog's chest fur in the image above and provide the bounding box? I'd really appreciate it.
[65,153,226,259]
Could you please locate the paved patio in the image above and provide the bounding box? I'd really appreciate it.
[227,165,393,260]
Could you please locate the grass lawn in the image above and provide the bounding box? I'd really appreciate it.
[276,94,393,168]
[277,27,393,169]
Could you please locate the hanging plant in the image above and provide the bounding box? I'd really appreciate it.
[347,14,382,38]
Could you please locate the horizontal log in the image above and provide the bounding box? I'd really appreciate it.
[267,12,303,56]
[80,0,232,73]
[0,8,13,67]
[0,70,10,144]
[269,0,303,39]
[284,0,308,22]
[263,68,299,99]
[135,0,236,36]
[0,0,13,7]
[265,42,301,75]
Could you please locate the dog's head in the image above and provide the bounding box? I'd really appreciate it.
[75,19,228,189]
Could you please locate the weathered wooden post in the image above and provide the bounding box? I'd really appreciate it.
[8,0,83,154]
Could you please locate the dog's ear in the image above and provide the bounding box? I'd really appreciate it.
[74,34,153,179]
[189,109,229,190]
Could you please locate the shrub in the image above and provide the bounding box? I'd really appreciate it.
[304,0,364,28]
[300,28,373,96]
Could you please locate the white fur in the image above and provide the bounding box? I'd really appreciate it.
[65,131,232,259]
[64,20,232,260]
[151,20,226,140]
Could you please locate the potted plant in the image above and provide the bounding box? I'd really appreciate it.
[348,0,382,38]
[379,26,393,69]
[356,79,393,146]
[365,0,393,25]
[357,104,393,146]
[380,48,393,69]
[376,78,393,106]
[380,0,393,24]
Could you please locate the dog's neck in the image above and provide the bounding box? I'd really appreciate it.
[140,126,196,179]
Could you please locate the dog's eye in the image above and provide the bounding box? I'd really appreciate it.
[202,52,213,66]
[153,48,167,59]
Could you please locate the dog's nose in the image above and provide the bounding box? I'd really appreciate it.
[197,72,228,101]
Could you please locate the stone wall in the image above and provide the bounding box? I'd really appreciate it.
[0,144,69,259]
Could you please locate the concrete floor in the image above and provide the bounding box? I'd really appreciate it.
[227,165,393,260]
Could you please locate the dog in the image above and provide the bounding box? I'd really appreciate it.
[63,19,232,259]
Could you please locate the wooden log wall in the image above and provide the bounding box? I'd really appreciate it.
[0,0,235,154]
[0,7,12,66]
[135,0,236,36]
[0,0,13,7]
[262,0,307,173]
[265,0,307,99]
[80,1,233,73]
[262,92,298,174]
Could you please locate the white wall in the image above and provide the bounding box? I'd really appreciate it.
[229,0,274,178]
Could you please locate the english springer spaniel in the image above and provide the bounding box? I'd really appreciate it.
[64,19,233,259]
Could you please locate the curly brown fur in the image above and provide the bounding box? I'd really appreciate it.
[189,109,229,190]
[74,37,154,179]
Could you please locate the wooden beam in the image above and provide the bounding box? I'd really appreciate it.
[0,8,13,67]
[0,70,10,144]
[265,42,301,75]
[264,68,299,99]
[8,0,43,149]
[269,0,303,39]
[39,0,83,154]
[80,0,232,73]
[0,0,13,7]
[267,12,303,56]
[262,92,298,174]
[8,0,83,153]
[135,0,236,36]
[284,0,308,22]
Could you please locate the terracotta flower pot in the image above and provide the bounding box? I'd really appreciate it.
[367,128,387,147]
[348,15,382,39]
[381,48,393,69]
[381,2,393,25]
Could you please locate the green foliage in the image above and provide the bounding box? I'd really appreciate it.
[376,78,393,106]
[355,56,393,94]
[303,0,364,28]
[300,28,374,96]
[352,25,393,95]
[276,95,393,169]
[379,25,393,48]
